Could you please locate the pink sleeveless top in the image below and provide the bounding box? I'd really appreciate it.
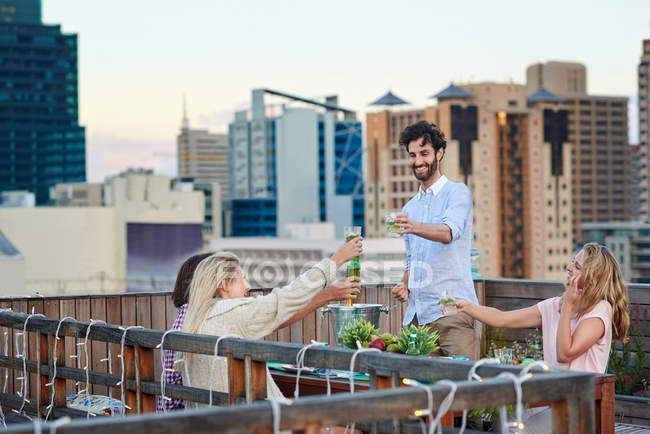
[536,297,612,373]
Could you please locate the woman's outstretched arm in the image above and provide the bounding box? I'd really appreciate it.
[279,277,360,328]
[455,300,542,329]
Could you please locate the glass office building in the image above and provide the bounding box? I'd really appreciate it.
[0,0,85,204]
[228,89,363,237]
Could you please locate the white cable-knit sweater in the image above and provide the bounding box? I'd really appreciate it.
[182,258,337,402]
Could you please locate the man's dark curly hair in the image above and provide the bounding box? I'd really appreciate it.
[398,121,446,154]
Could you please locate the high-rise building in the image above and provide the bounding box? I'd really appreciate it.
[526,61,630,242]
[177,98,229,197]
[583,221,650,284]
[637,40,650,221]
[629,144,648,221]
[228,89,363,237]
[0,0,40,24]
[365,84,573,280]
[0,0,85,205]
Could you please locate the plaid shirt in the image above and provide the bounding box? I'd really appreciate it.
[156,303,187,412]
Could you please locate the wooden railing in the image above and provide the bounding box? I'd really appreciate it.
[0,309,597,433]
[1,279,648,397]
[2,278,648,384]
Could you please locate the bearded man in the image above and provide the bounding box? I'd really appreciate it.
[391,121,479,359]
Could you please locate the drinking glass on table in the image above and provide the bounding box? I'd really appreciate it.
[494,347,513,364]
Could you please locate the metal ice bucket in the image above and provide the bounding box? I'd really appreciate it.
[321,303,390,347]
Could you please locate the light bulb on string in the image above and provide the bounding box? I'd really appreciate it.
[294,340,326,399]
[343,342,380,434]
[17,312,45,418]
[208,334,239,407]
[118,326,143,415]
[45,316,75,421]
[458,358,500,434]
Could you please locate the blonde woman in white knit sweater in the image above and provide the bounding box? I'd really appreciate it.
[178,237,363,400]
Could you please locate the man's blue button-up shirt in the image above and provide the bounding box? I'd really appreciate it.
[402,175,477,326]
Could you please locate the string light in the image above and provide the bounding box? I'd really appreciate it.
[520,360,550,379]
[81,319,108,419]
[0,309,10,429]
[268,397,284,434]
[156,329,178,411]
[344,342,380,434]
[401,378,457,434]
[208,334,238,407]
[428,380,457,434]
[348,341,380,395]
[401,378,433,430]
[17,311,45,418]
[496,372,525,433]
[45,316,75,421]
[118,325,143,415]
[459,358,500,434]
[294,340,326,399]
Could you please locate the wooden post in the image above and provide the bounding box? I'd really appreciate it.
[577,395,596,434]
[133,344,156,413]
[440,411,454,428]
[552,399,570,434]
[597,376,615,434]
[243,355,267,404]
[294,422,322,434]
[567,396,580,434]
[36,332,48,418]
[52,334,66,410]
[123,345,136,414]
[374,374,395,434]
[375,374,393,390]
[228,353,245,405]
[250,360,267,402]
[552,396,587,434]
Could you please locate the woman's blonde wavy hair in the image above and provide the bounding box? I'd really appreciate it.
[178,251,240,364]
[573,243,630,343]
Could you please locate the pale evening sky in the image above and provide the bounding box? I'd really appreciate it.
[42,0,650,181]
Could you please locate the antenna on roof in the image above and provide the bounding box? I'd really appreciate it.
[182,92,189,129]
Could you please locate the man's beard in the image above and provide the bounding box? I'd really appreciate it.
[412,159,437,182]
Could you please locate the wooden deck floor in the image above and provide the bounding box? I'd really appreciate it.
[615,423,650,433]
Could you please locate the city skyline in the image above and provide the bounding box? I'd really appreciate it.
[41,0,650,181]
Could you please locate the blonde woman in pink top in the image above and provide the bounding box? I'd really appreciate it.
[455,243,630,432]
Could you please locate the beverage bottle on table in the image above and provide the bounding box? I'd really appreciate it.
[406,329,418,355]
[344,226,362,306]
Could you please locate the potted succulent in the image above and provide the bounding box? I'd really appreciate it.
[394,325,439,356]
[340,318,379,349]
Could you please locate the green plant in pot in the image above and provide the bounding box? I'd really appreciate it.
[340,318,379,349]
[396,325,439,356]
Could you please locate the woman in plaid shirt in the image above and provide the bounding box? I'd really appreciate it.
[157,253,211,412]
